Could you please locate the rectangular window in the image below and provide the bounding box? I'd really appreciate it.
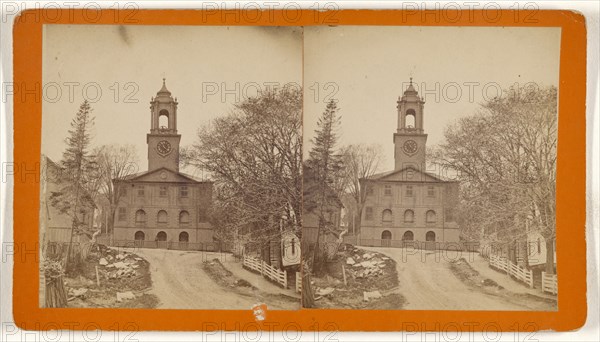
[137,185,145,197]
[159,186,168,197]
[445,208,454,222]
[365,207,373,221]
[427,186,435,197]
[118,208,126,221]
[384,185,392,196]
[179,186,189,198]
[119,186,127,197]
[366,186,374,196]
[406,185,414,197]
[198,207,207,222]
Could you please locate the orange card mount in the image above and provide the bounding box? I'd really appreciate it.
[13,9,586,331]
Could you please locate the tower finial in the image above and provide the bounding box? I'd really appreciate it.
[163,77,166,85]
[409,77,413,85]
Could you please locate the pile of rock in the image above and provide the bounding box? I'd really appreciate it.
[346,250,390,279]
[98,249,143,280]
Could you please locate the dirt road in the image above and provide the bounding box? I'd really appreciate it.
[363,246,555,311]
[133,248,294,310]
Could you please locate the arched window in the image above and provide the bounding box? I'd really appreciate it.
[159,109,169,129]
[404,209,414,223]
[426,210,437,223]
[134,231,145,241]
[405,109,416,128]
[135,209,146,224]
[381,230,392,240]
[179,232,189,242]
[156,231,167,241]
[157,210,168,224]
[426,231,436,242]
[382,209,393,223]
[402,231,414,241]
[179,210,190,225]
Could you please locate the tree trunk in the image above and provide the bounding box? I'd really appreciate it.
[302,263,315,308]
[45,276,67,308]
[545,237,555,274]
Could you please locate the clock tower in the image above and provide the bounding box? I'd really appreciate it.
[393,78,428,170]
[147,79,181,172]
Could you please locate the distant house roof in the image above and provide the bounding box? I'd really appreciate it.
[41,154,98,209]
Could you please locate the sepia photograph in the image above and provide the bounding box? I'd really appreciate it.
[39,24,302,310]
[36,23,562,313]
[301,26,560,310]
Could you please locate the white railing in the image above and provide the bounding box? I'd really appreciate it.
[243,255,287,289]
[489,255,533,288]
[541,272,558,295]
[296,272,301,293]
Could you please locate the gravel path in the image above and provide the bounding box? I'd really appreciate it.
[362,246,555,311]
[134,248,294,310]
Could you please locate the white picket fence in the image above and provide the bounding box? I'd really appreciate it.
[541,272,558,295]
[243,255,287,289]
[489,255,533,288]
[296,272,301,293]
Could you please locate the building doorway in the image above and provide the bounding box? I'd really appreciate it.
[134,231,145,248]
[179,231,189,242]
[156,231,167,248]
[426,231,436,241]
[178,231,189,250]
[381,230,392,247]
[402,230,414,248]
[425,231,436,251]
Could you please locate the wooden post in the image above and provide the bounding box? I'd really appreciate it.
[95,266,100,287]
[342,264,347,286]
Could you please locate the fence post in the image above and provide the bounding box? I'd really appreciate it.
[283,270,287,289]
[542,271,546,293]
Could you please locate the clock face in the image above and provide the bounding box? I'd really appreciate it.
[156,140,172,156]
[403,139,418,155]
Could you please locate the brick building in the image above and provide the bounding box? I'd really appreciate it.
[112,80,213,247]
[358,79,460,248]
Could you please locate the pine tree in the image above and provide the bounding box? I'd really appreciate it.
[304,99,342,273]
[50,100,96,272]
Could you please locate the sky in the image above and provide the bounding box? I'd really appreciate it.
[42,25,560,175]
[303,26,561,171]
[42,24,303,175]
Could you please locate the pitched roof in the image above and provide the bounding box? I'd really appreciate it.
[363,165,456,183]
[117,167,208,183]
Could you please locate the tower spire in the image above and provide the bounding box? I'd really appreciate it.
[393,78,427,170]
[148,78,181,171]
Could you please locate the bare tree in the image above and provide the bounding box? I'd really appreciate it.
[431,85,557,273]
[183,87,302,258]
[340,144,384,235]
[94,144,139,235]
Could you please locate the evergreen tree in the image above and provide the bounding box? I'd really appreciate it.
[50,100,96,272]
[304,99,343,271]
